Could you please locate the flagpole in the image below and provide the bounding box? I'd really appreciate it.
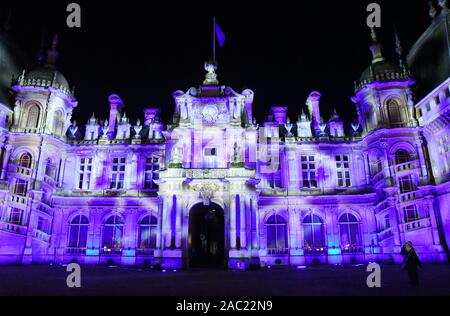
[213,17,216,65]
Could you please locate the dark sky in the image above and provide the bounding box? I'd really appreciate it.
[0,0,431,125]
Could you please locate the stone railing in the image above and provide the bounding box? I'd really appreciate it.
[66,247,87,254]
[267,248,289,255]
[43,175,57,187]
[34,229,51,243]
[401,217,431,232]
[398,191,418,203]
[393,160,419,174]
[341,246,364,254]
[100,247,123,255]
[304,247,327,255]
[378,228,393,241]
[10,165,34,177]
[0,221,27,235]
[9,194,28,205]
[136,248,155,256]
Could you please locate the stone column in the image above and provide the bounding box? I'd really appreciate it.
[175,196,183,249]
[58,154,67,187]
[163,196,174,249]
[426,197,442,246]
[240,195,246,248]
[230,194,237,249]
[363,152,371,185]
[1,144,13,180]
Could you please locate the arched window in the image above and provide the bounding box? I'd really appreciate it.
[303,214,325,249]
[339,213,361,248]
[26,104,40,129]
[68,215,89,248]
[19,153,32,168]
[387,99,402,124]
[404,205,419,223]
[138,215,158,249]
[102,215,124,249]
[395,149,411,165]
[266,214,287,249]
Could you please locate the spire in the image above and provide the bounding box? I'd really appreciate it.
[3,9,12,32]
[394,28,404,68]
[429,1,438,19]
[37,29,47,65]
[369,27,384,64]
[44,34,60,69]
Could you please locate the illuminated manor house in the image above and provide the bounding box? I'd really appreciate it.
[1,8,450,269]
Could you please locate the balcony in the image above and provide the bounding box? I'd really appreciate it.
[9,194,28,205]
[0,221,27,235]
[43,175,57,187]
[341,246,364,254]
[267,248,289,255]
[393,160,419,176]
[399,191,418,203]
[402,217,431,232]
[136,248,155,256]
[10,165,34,177]
[34,229,51,243]
[100,247,123,255]
[66,247,87,255]
[378,228,393,241]
[304,247,327,255]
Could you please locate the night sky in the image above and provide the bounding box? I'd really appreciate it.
[0,0,431,125]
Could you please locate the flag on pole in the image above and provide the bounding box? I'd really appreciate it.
[214,20,226,48]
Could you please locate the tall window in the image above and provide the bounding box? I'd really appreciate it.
[339,213,361,248]
[37,217,50,234]
[266,215,287,249]
[399,176,415,193]
[387,99,402,124]
[370,157,383,176]
[45,158,56,179]
[14,179,28,196]
[303,214,325,248]
[144,157,160,190]
[68,215,89,248]
[8,208,24,225]
[78,158,93,190]
[138,215,158,249]
[404,205,419,223]
[52,110,65,135]
[395,150,411,165]
[102,215,124,249]
[301,155,317,188]
[26,104,40,129]
[19,153,32,168]
[110,158,126,190]
[336,155,351,187]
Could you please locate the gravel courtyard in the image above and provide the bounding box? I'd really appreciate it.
[1,264,450,296]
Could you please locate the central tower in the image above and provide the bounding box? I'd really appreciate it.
[156,63,260,269]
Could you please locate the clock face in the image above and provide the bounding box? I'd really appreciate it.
[202,105,219,125]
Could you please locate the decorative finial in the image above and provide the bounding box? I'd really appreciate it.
[439,0,448,11]
[370,27,378,43]
[395,29,404,67]
[44,34,60,69]
[429,1,438,18]
[369,27,384,63]
[3,9,12,32]
[203,61,219,86]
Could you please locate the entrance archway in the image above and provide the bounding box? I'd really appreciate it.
[189,203,225,268]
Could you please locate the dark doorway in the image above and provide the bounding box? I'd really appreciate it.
[189,203,225,268]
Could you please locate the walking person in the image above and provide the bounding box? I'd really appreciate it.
[400,241,422,287]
